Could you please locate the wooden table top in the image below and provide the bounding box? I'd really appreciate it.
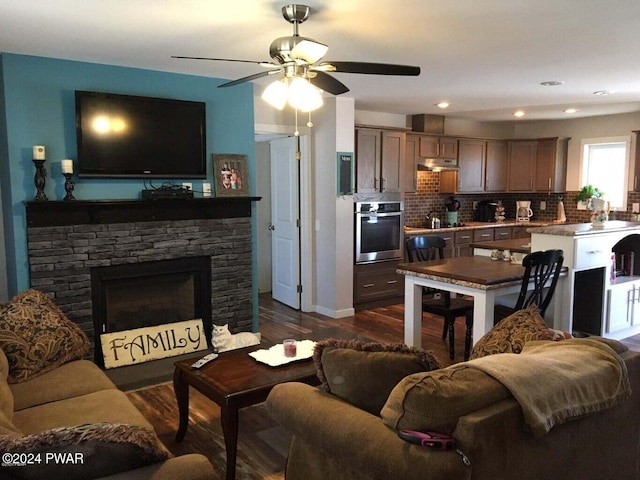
[174,328,370,400]
[398,255,527,287]
[175,343,319,400]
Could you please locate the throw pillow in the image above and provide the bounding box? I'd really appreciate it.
[313,339,440,415]
[470,304,553,360]
[0,289,89,384]
[0,423,171,480]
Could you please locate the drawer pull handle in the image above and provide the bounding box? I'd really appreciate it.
[481,234,490,237]
[363,283,375,288]
[387,280,398,285]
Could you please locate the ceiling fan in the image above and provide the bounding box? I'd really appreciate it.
[173,4,421,106]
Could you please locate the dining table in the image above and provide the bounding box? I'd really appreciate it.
[397,255,565,349]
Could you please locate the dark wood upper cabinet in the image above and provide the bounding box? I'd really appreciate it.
[457,139,486,193]
[485,140,508,192]
[508,141,537,191]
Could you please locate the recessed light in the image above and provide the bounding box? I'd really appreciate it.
[593,90,613,96]
[435,102,450,109]
[513,110,525,118]
[564,108,579,114]
[540,81,564,86]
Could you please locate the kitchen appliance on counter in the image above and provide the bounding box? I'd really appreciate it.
[516,201,534,222]
[355,201,404,264]
[474,200,499,222]
[445,196,460,225]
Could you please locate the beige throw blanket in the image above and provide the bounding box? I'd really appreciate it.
[465,339,631,436]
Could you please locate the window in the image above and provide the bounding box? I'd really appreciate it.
[580,136,630,210]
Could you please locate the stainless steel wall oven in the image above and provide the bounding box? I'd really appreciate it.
[355,201,404,264]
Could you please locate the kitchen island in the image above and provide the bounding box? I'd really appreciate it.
[530,221,640,339]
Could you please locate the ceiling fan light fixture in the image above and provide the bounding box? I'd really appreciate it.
[288,77,323,112]
[262,79,289,110]
[290,39,329,64]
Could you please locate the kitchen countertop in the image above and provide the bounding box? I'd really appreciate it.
[404,220,550,235]
[528,220,640,237]
[470,237,532,254]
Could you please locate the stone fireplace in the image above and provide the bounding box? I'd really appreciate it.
[25,197,258,362]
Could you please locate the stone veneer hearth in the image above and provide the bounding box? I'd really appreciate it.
[25,198,258,359]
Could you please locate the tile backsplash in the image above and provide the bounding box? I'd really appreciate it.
[403,171,639,227]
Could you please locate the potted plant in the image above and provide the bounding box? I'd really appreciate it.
[573,185,603,205]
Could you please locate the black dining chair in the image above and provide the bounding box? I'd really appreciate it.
[463,249,564,360]
[405,236,475,360]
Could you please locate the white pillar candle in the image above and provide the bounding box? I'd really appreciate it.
[33,145,46,160]
[61,159,73,174]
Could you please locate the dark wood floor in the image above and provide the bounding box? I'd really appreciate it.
[126,294,640,480]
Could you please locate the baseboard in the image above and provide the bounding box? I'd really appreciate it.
[315,305,356,319]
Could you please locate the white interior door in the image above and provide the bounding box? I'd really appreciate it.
[270,136,300,309]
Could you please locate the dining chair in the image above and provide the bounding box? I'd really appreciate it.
[405,236,474,360]
[463,249,565,360]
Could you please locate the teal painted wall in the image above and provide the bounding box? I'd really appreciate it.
[0,54,257,324]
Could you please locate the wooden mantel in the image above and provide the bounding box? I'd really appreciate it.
[25,197,261,227]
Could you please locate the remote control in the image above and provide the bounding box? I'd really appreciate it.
[191,353,218,369]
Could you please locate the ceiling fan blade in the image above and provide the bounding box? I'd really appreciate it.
[310,71,350,95]
[172,56,278,68]
[218,70,282,88]
[319,61,421,76]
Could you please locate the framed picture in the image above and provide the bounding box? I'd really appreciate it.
[213,154,249,196]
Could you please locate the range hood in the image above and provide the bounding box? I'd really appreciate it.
[416,157,459,171]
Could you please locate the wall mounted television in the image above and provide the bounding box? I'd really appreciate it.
[75,91,207,179]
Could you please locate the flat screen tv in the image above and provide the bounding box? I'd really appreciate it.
[75,91,207,178]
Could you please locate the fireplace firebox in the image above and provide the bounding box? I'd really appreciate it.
[90,256,212,366]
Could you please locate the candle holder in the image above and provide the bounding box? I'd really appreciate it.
[33,159,48,201]
[63,173,75,201]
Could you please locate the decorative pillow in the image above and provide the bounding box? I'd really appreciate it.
[470,304,553,360]
[313,339,440,415]
[0,289,89,384]
[0,423,171,480]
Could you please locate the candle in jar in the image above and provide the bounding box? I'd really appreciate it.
[61,159,74,174]
[33,146,46,160]
[283,339,297,357]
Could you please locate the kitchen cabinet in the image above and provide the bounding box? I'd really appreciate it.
[356,128,406,193]
[353,260,404,306]
[403,135,418,193]
[508,141,537,191]
[512,226,530,239]
[485,140,508,192]
[494,227,512,241]
[457,139,486,193]
[534,138,568,192]
[454,230,474,257]
[606,280,640,333]
[632,130,640,192]
[418,136,458,159]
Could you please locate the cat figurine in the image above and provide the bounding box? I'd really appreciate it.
[211,324,261,352]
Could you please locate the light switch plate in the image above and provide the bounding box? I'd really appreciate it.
[633,203,640,213]
[540,201,546,210]
[203,183,212,197]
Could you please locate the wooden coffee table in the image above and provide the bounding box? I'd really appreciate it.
[173,342,322,480]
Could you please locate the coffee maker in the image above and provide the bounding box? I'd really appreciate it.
[516,201,533,222]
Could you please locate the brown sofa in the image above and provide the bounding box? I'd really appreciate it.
[266,335,640,480]
[0,348,215,479]
[0,289,214,479]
